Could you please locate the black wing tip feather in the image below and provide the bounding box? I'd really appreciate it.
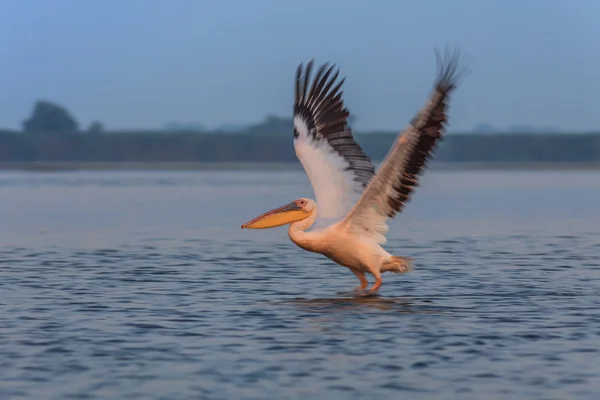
[422,46,468,136]
[386,48,468,218]
[408,46,467,133]
[293,60,348,134]
[293,60,376,187]
[433,46,469,93]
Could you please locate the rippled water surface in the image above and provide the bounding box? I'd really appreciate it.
[1,169,600,399]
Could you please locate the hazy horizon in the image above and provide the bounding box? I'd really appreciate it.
[1,0,599,132]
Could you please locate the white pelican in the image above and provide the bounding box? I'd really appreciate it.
[242,49,463,295]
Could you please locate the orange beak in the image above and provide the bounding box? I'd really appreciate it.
[241,202,310,229]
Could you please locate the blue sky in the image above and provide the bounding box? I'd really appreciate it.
[1,0,599,132]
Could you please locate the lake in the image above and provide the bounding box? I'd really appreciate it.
[1,168,599,399]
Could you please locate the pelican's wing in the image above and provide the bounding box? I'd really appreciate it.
[293,61,376,226]
[340,49,463,244]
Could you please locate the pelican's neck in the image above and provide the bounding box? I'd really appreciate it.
[288,208,318,252]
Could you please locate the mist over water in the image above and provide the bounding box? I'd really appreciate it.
[1,169,599,399]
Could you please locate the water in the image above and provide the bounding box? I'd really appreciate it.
[1,169,599,399]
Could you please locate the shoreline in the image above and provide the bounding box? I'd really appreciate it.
[1,161,600,172]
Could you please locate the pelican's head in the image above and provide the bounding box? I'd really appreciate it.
[241,198,314,229]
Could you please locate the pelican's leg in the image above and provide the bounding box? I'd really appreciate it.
[367,274,382,295]
[348,269,369,295]
[355,270,369,291]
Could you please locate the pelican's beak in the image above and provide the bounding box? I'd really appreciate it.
[241,202,310,229]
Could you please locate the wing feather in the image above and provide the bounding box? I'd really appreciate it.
[293,60,376,225]
[340,48,465,243]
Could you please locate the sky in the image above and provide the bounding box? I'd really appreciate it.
[1,0,599,132]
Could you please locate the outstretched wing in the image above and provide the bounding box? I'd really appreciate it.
[293,60,376,227]
[340,48,464,244]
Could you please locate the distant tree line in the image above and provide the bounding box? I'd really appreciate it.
[0,100,597,163]
[0,130,599,163]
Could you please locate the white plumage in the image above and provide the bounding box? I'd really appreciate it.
[293,116,369,224]
[242,48,464,295]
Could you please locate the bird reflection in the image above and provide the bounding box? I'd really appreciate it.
[283,295,419,313]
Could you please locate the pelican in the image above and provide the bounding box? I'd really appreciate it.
[242,49,464,295]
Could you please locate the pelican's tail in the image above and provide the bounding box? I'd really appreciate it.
[381,256,413,273]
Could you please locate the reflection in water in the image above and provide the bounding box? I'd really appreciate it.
[283,296,418,313]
